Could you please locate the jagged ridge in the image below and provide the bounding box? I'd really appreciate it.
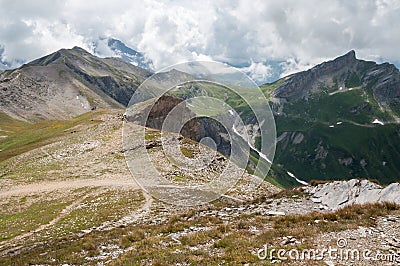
[274,50,400,105]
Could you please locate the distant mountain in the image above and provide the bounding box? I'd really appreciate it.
[263,51,400,185]
[102,38,283,85]
[0,47,204,122]
[105,38,153,71]
[0,47,151,121]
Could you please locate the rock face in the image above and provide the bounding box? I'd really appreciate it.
[144,95,201,141]
[127,95,232,155]
[363,62,400,103]
[305,179,400,210]
[198,117,232,156]
[273,50,400,105]
[274,51,358,101]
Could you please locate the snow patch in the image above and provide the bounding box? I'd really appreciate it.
[372,119,384,125]
[286,171,308,186]
[232,124,272,164]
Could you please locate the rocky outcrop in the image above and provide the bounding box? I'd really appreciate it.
[198,117,231,155]
[144,95,201,141]
[274,51,358,101]
[305,179,400,210]
[363,62,400,103]
[127,95,232,155]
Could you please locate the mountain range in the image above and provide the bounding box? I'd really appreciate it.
[1,46,400,188]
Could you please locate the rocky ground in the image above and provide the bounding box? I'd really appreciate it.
[0,109,399,265]
[314,214,400,266]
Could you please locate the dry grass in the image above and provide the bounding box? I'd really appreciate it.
[309,178,382,186]
[113,202,399,265]
[1,202,398,265]
[180,146,194,158]
[269,187,307,199]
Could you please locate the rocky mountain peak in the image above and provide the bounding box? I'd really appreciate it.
[273,50,359,101]
[71,46,91,54]
[338,49,356,61]
[273,50,400,104]
[105,38,153,71]
[24,46,90,67]
[0,48,151,121]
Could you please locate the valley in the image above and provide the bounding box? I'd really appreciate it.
[0,47,399,265]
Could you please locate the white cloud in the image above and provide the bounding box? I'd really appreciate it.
[0,0,399,76]
[279,58,316,78]
[92,38,115,57]
[240,61,273,84]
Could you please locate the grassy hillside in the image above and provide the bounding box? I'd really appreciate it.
[0,110,108,163]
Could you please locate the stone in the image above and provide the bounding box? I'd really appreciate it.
[266,211,286,216]
[311,197,322,203]
[306,179,400,210]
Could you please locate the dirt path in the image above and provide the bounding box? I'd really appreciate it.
[328,87,359,96]
[86,190,153,233]
[0,179,153,257]
[0,177,140,198]
[0,189,107,252]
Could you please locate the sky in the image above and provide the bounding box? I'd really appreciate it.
[0,0,399,83]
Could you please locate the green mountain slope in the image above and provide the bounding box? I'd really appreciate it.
[264,51,400,186]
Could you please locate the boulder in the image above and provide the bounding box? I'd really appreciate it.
[305,179,400,210]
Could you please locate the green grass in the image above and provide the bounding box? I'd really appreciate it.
[144,128,160,140]
[260,78,286,98]
[274,120,400,184]
[180,146,194,158]
[0,112,28,134]
[0,188,144,265]
[0,109,107,163]
[168,81,259,121]
[280,89,383,124]
[0,196,72,241]
[43,189,144,239]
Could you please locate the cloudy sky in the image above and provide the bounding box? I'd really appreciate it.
[0,0,399,82]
